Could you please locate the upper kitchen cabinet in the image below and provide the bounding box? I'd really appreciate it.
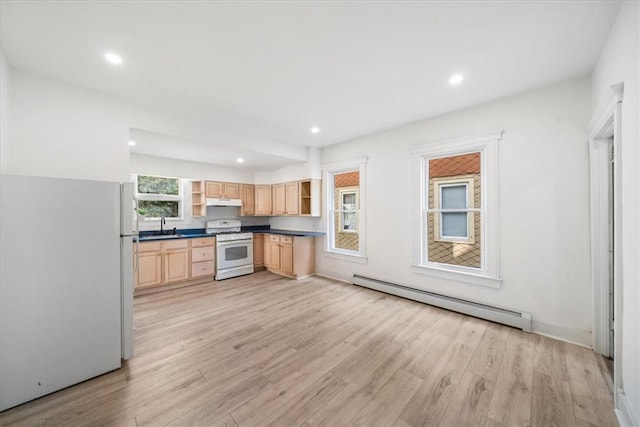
[255,185,273,216]
[272,181,300,216]
[192,181,206,217]
[241,184,255,216]
[299,179,321,217]
[285,182,300,215]
[205,181,240,199]
[272,183,286,215]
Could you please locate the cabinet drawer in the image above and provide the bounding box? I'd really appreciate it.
[164,239,189,250]
[269,235,280,243]
[191,261,215,278]
[191,237,216,247]
[138,241,162,252]
[281,236,293,245]
[192,246,215,262]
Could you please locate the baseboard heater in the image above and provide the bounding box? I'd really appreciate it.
[352,274,532,332]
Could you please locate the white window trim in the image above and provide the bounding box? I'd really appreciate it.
[133,174,184,221]
[323,157,368,261]
[410,131,503,288]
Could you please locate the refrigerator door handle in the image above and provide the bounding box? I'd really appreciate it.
[135,240,140,273]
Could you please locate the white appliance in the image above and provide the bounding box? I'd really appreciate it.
[0,174,135,411]
[206,220,254,280]
[206,197,242,207]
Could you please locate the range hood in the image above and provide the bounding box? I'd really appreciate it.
[206,198,242,207]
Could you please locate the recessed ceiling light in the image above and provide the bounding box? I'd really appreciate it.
[310,127,320,134]
[105,52,123,65]
[449,74,464,85]
[236,158,244,163]
[128,140,136,146]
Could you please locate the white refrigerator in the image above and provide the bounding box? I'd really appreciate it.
[0,174,135,411]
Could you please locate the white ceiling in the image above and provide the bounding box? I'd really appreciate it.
[0,0,621,167]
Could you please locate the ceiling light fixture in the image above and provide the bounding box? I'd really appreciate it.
[449,74,464,85]
[236,158,244,163]
[128,140,136,146]
[310,127,320,134]
[104,52,123,65]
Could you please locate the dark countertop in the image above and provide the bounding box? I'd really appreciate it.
[136,226,324,242]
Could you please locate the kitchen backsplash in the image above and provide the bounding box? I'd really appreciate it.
[138,206,269,231]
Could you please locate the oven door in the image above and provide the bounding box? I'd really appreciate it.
[217,240,253,270]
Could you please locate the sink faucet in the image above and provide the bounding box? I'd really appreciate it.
[160,217,166,234]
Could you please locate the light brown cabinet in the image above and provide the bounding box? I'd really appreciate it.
[136,242,162,288]
[271,181,300,216]
[299,179,321,217]
[285,182,300,215]
[192,181,206,217]
[265,234,315,279]
[241,184,255,216]
[253,234,265,268]
[255,185,273,216]
[205,181,240,199]
[164,241,190,284]
[191,237,216,279]
[272,183,286,215]
[135,238,214,290]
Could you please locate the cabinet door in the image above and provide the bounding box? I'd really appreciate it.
[164,249,190,283]
[224,183,240,199]
[205,181,223,198]
[285,182,299,215]
[137,251,162,288]
[263,235,272,268]
[255,185,272,215]
[280,242,294,275]
[268,240,281,270]
[272,183,286,215]
[253,234,264,267]
[242,185,255,216]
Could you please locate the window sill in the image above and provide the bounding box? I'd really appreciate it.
[411,264,502,289]
[324,251,368,264]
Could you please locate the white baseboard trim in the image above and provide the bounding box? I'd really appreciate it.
[616,389,638,427]
[315,272,352,285]
[531,320,592,348]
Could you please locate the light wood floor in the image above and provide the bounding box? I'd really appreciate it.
[0,271,617,426]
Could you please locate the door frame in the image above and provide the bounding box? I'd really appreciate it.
[588,82,623,395]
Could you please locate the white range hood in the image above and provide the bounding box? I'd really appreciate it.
[206,198,242,207]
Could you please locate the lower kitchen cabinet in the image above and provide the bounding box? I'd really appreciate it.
[253,233,265,268]
[163,240,190,284]
[265,234,315,279]
[191,237,216,279]
[137,242,162,287]
[135,237,215,290]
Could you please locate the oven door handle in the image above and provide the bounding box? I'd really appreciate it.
[217,239,253,246]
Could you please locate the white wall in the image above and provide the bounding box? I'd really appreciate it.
[255,146,322,184]
[591,2,639,424]
[0,50,10,173]
[318,77,593,345]
[8,71,131,182]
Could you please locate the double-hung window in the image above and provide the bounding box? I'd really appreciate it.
[134,174,183,220]
[411,132,502,287]
[324,159,367,260]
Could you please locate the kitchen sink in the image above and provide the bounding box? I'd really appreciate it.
[139,234,185,240]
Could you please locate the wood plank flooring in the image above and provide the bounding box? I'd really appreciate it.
[0,271,618,426]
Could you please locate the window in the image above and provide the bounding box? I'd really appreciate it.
[325,159,367,259]
[135,175,183,220]
[411,131,502,287]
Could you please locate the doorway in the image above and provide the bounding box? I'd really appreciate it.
[588,82,623,400]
